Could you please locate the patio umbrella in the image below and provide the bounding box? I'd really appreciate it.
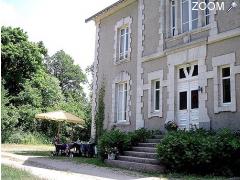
[35,110,84,139]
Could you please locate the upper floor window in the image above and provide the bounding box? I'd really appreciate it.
[205,0,210,25]
[114,17,132,64]
[119,26,129,60]
[171,0,176,36]
[181,0,198,33]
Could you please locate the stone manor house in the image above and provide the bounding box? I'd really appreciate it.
[86,0,240,137]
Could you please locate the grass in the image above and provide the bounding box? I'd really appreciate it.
[1,164,42,180]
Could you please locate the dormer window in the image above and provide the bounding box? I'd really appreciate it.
[119,26,129,60]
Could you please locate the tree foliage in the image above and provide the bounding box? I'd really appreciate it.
[1,26,91,144]
[1,81,20,142]
[45,50,87,100]
[1,26,45,95]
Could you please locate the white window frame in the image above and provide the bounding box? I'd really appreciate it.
[212,53,238,113]
[147,70,163,118]
[220,65,231,106]
[153,80,161,111]
[205,0,210,25]
[116,82,128,122]
[111,71,131,125]
[171,0,176,36]
[113,17,132,64]
[181,0,199,33]
[119,26,129,60]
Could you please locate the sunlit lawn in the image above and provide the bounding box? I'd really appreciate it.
[1,164,42,180]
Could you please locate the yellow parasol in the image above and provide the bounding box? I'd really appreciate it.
[35,111,84,139]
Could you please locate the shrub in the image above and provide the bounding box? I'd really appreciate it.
[6,131,51,144]
[157,129,240,176]
[98,128,153,159]
[98,129,129,160]
[164,121,178,131]
[127,128,153,146]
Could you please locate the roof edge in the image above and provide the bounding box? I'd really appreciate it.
[85,0,127,23]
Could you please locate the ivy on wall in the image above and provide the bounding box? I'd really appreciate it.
[95,83,105,142]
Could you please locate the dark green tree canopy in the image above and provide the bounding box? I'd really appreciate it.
[1,26,46,95]
[45,50,87,100]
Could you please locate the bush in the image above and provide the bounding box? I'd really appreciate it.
[164,121,178,131]
[6,131,51,144]
[157,129,240,176]
[98,128,153,159]
[127,128,153,146]
[98,129,129,160]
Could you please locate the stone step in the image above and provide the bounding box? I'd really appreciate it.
[138,143,157,147]
[118,155,160,165]
[132,146,157,153]
[146,138,162,143]
[154,135,164,139]
[124,151,158,159]
[105,159,165,173]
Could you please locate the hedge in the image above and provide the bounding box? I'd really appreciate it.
[157,129,240,176]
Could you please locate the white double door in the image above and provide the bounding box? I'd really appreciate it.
[177,65,199,130]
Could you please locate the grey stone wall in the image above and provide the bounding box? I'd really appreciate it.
[142,0,160,56]
[97,1,138,132]
[217,0,240,33]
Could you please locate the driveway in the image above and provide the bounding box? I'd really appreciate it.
[1,151,162,180]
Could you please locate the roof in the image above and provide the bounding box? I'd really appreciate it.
[85,0,127,23]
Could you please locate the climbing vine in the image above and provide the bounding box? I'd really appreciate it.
[95,83,105,142]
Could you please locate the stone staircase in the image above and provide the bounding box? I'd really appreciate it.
[105,135,165,173]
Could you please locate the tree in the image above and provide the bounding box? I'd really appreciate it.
[1,26,46,95]
[1,80,20,142]
[45,50,87,100]
[15,70,64,131]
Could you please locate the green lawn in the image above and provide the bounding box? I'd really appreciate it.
[1,164,41,180]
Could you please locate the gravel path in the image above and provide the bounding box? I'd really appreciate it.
[1,152,162,180]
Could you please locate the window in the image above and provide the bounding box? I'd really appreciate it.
[153,80,160,111]
[221,66,231,104]
[179,91,187,110]
[116,82,128,122]
[171,0,176,36]
[179,68,186,79]
[191,90,199,109]
[114,17,132,64]
[182,0,198,33]
[212,53,237,113]
[148,70,163,118]
[192,65,198,76]
[205,0,210,25]
[119,27,129,60]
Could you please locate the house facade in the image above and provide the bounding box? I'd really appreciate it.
[86,0,240,138]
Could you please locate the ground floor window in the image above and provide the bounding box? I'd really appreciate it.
[153,80,160,111]
[221,66,231,104]
[116,82,128,122]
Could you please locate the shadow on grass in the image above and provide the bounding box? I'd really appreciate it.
[12,151,227,180]
[14,151,50,157]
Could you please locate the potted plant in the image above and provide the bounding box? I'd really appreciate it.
[106,147,119,160]
[165,121,178,131]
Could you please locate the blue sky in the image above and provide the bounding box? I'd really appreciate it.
[1,0,117,94]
